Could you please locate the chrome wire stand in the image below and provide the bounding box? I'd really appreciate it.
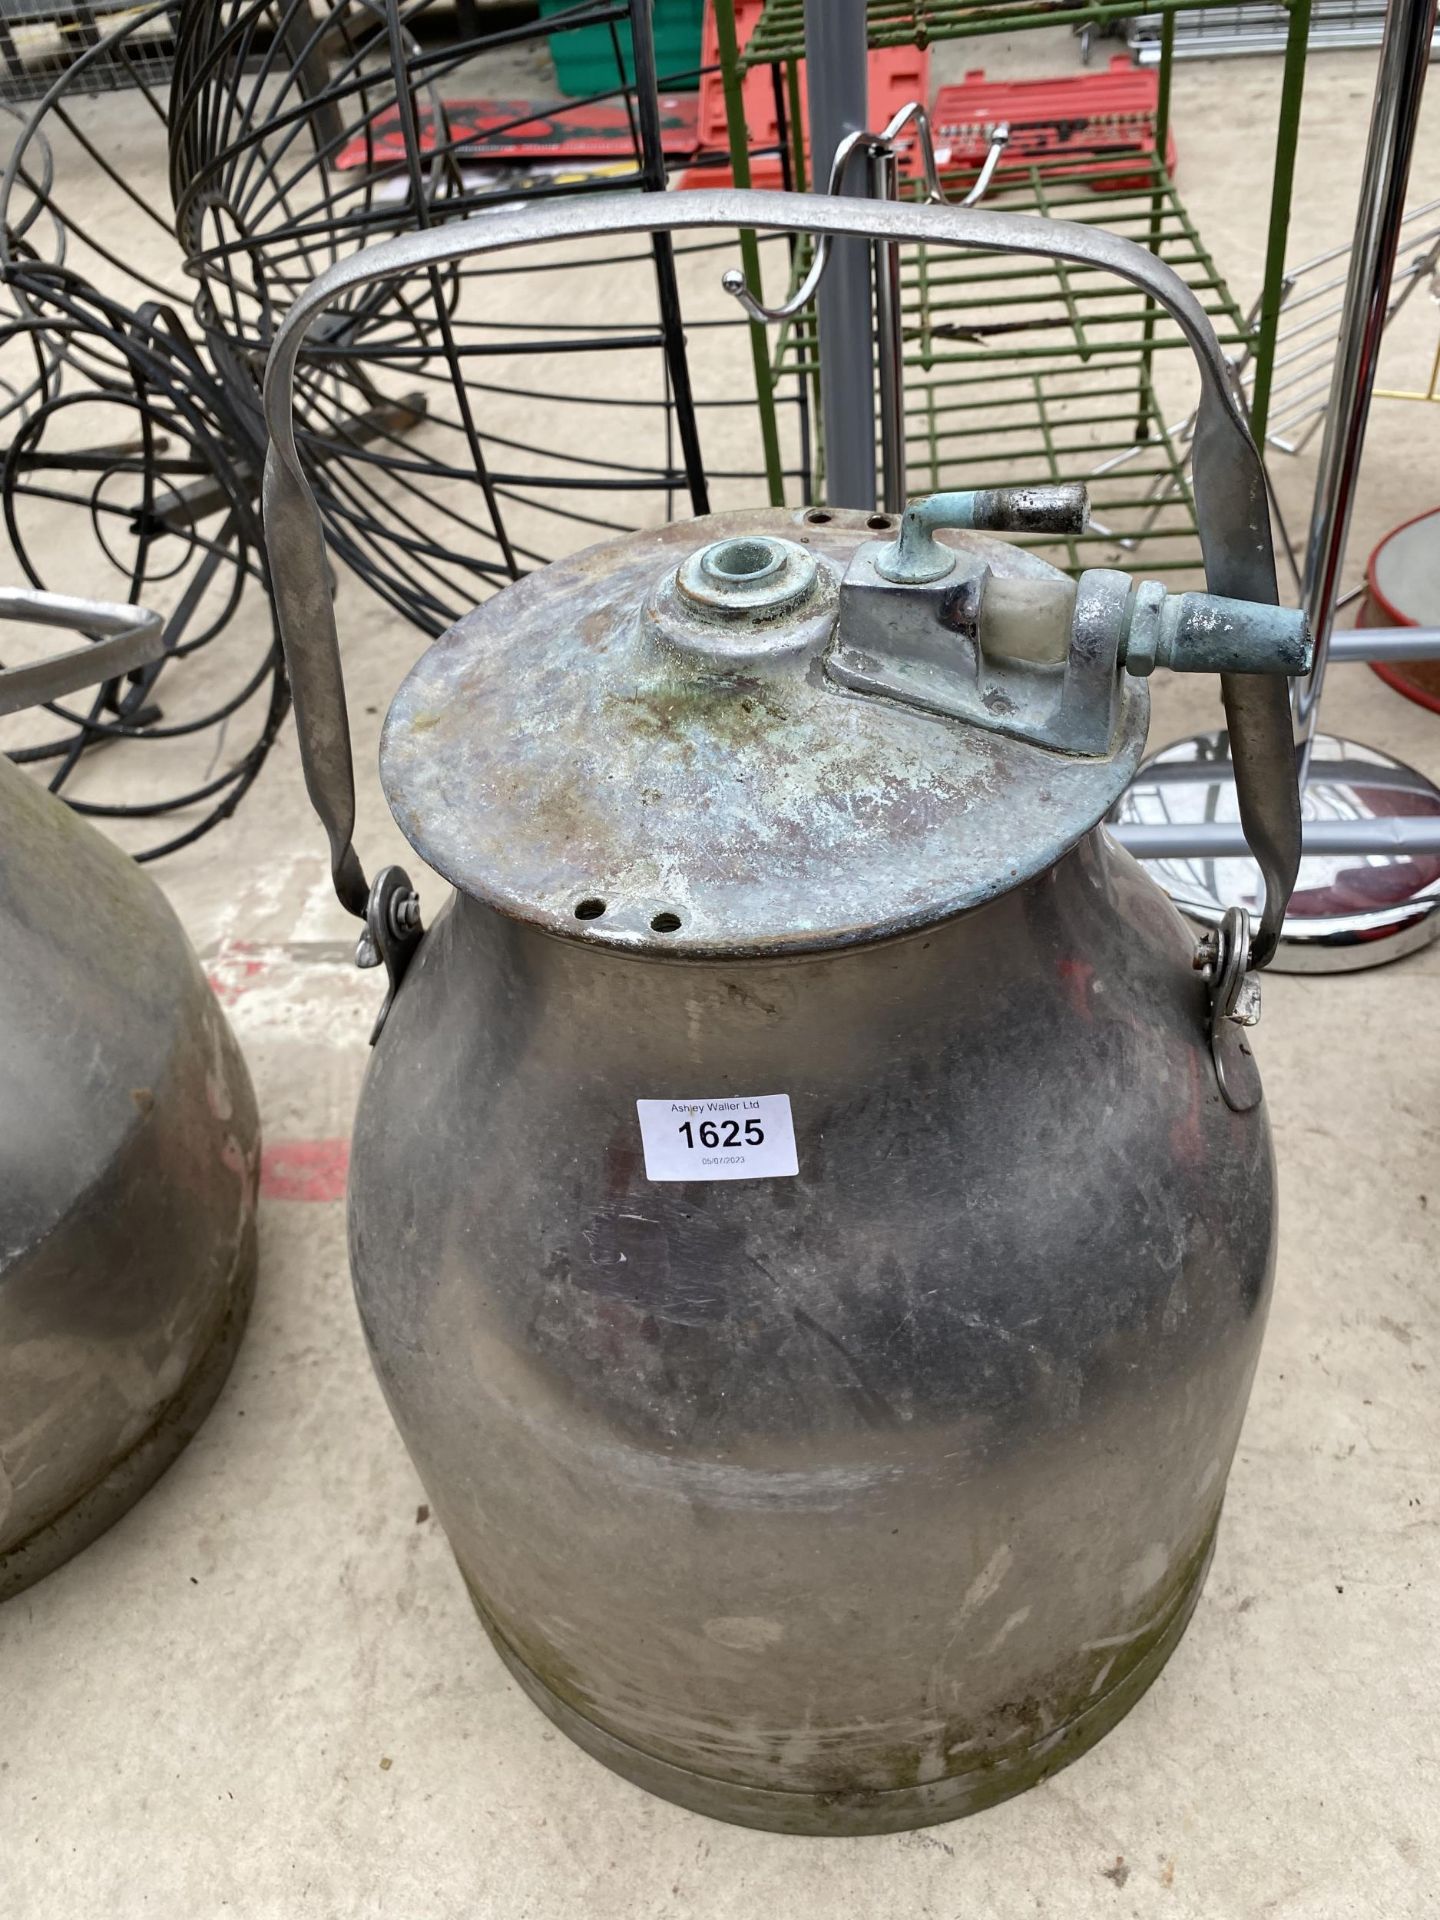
[1114,722,1440,971]
[1112,0,1440,972]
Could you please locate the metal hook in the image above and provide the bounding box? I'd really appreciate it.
[720,128,874,323]
[720,107,1011,326]
[877,102,1010,210]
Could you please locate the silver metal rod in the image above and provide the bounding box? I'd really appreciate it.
[1294,0,1438,773]
[1112,819,1440,857]
[1274,304,1349,349]
[806,0,876,508]
[870,142,905,514]
[1328,625,1440,661]
[1271,367,1339,407]
[1282,195,1440,280]
[0,589,165,717]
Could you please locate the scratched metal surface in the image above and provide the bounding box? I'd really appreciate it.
[0,755,259,1594]
[349,831,1275,1830]
[380,507,1149,958]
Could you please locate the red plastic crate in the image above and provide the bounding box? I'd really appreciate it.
[334,94,700,171]
[680,0,929,189]
[930,57,1177,196]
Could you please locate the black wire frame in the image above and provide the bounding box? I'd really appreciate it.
[167,0,747,638]
[0,264,290,860]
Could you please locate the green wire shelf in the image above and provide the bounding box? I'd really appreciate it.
[717,0,1310,571]
[740,0,1304,63]
[765,155,1247,579]
[901,355,1203,578]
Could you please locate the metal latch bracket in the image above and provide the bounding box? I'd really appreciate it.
[355,864,424,1045]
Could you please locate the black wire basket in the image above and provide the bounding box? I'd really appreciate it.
[0,266,286,858]
[166,0,772,637]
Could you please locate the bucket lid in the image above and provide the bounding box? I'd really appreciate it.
[380,507,1148,957]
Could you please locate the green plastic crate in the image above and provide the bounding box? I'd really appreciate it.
[539,0,704,95]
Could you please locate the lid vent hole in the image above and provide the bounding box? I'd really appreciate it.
[702,537,784,584]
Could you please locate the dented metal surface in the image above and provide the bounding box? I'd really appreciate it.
[381,508,1148,958]
[352,505,1282,1834]
[259,189,1301,1834]
[0,751,259,1601]
[350,832,1276,1833]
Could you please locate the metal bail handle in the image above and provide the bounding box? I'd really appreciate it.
[261,188,1302,969]
[0,589,165,718]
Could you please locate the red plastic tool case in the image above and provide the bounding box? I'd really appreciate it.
[679,0,929,188]
[930,57,1177,195]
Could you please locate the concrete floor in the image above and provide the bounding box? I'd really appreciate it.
[3,26,1440,1920]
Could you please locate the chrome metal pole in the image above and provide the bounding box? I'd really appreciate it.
[1113,819,1440,858]
[806,0,876,507]
[1328,625,1440,662]
[1294,0,1438,777]
[869,139,906,514]
[1112,0,1440,968]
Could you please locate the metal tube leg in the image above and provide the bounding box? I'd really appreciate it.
[1247,0,1311,447]
[806,0,875,508]
[1295,0,1438,775]
[1113,819,1440,859]
[870,144,905,515]
[712,0,786,504]
[1112,0,1440,973]
[629,0,709,517]
[1134,7,1175,443]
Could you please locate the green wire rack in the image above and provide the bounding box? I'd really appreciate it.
[758,161,1239,580]
[886,155,1245,580]
[716,0,1313,580]
[740,0,1300,59]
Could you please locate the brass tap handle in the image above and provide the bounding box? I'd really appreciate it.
[874,485,1090,583]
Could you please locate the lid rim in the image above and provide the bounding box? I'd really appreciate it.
[424,827,1113,962]
[380,507,1148,959]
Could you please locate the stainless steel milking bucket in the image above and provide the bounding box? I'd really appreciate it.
[0,592,259,1600]
[262,193,1310,1834]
